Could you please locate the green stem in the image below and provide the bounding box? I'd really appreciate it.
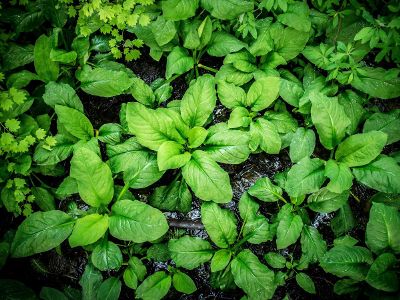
[197,63,218,73]
[329,149,335,159]
[193,50,199,78]
[165,73,183,84]
[117,182,130,201]
[350,191,361,203]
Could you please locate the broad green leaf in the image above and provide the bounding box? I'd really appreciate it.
[366,202,400,254]
[43,82,83,112]
[333,279,359,295]
[77,65,134,97]
[211,249,231,272]
[181,74,216,127]
[162,0,199,21]
[79,264,102,300]
[363,110,400,145]
[338,90,365,135]
[31,187,55,211]
[172,271,197,294]
[151,16,177,46]
[98,123,122,145]
[310,93,350,150]
[201,0,253,20]
[289,128,315,163]
[56,176,78,199]
[187,126,208,148]
[157,141,191,171]
[0,280,37,300]
[169,236,213,270]
[126,102,186,151]
[136,271,171,300]
[264,252,286,269]
[11,210,74,257]
[353,156,400,194]
[335,131,387,167]
[34,35,59,82]
[238,192,259,222]
[250,118,281,154]
[207,32,246,57]
[69,214,109,247]
[91,241,123,271]
[365,253,399,292]
[324,160,353,193]
[227,107,251,128]
[278,2,311,32]
[370,192,400,209]
[248,177,283,202]
[295,273,316,294]
[307,188,349,213]
[40,287,68,300]
[216,64,253,86]
[130,78,155,107]
[50,49,77,63]
[231,250,276,300]
[320,245,373,280]
[201,202,237,248]
[109,200,169,243]
[7,70,41,89]
[245,77,280,111]
[217,81,246,109]
[331,203,355,236]
[107,138,164,189]
[285,158,325,197]
[70,148,114,207]
[165,47,194,79]
[351,67,400,99]
[149,180,192,213]
[276,207,303,249]
[55,105,93,140]
[96,277,121,300]
[182,150,232,203]
[249,28,273,57]
[243,216,272,244]
[300,226,327,265]
[203,123,250,164]
[123,256,147,289]
[2,44,34,71]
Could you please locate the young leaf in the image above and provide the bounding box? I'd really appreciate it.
[136,271,171,300]
[217,81,246,109]
[69,214,109,247]
[172,271,197,294]
[34,35,59,82]
[96,277,121,300]
[250,118,281,154]
[324,160,353,194]
[130,78,155,107]
[276,206,303,249]
[165,47,194,79]
[157,141,191,171]
[91,241,123,271]
[245,77,280,111]
[289,128,316,163]
[248,177,283,202]
[211,249,231,272]
[149,180,192,213]
[307,188,349,213]
[264,252,286,269]
[43,82,83,112]
[55,105,93,141]
[207,32,246,57]
[295,273,316,294]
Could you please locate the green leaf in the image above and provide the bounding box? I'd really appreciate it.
[42,82,83,112]
[289,128,315,163]
[55,105,93,140]
[276,206,303,249]
[70,148,114,207]
[249,27,273,57]
[307,188,349,213]
[248,177,283,202]
[165,47,194,79]
[217,81,246,109]
[363,110,400,145]
[96,277,121,300]
[31,187,55,211]
[207,32,247,57]
[333,279,359,295]
[249,118,281,154]
[238,192,259,222]
[201,202,237,248]
[335,131,387,167]
[231,250,276,300]
[79,264,103,300]
[126,102,186,151]
[98,123,122,145]
[172,271,197,294]
[320,245,373,280]
[211,249,231,272]
[136,271,171,300]
[295,273,316,294]
[56,176,78,199]
[201,0,253,20]
[181,74,216,127]
[203,123,250,164]
[264,252,286,269]
[151,16,177,46]
[11,210,74,257]
[7,70,41,89]
[243,216,272,244]
[285,158,325,197]
[187,126,208,148]
[0,279,37,300]
[182,150,232,203]
[91,241,123,271]
[324,160,353,193]
[34,134,74,166]
[300,226,327,265]
[34,35,59,82]
[365,253,399,292]
[107,138,164,189]
[310,93,350,150]
[40,287,68,300]
[366,202,400,254]
[50,49,77,63]
[227,107,251,128]
[338,90,365,135]
[109,200,169,242]
[2,44,34,72]
[123,256,147,289]
[130,78,155,107]
[351,67,400,99]
[69,214,109,248]
[277,2,311,32]
[331,203,355,236]
[77,65,134,97]
[162,0,199,21]
[169,236,213,270]
[157,141,191,171]
[216,64,253,86]
[353,156,400,194]
[245,77,280,111]
[149,180,192,213]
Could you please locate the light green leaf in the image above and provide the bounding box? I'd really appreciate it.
[123,256,147,290]
[217,81,246,109]
[201,202,237,248]
[182,150,232,203]
[289,128,315,163]
[69,214,109,247]
[307,188,349,213]
[55,105,93,140]
[324,160,353,193]
[109,200,169,243]
[227,107,251,129]
[250,118,281,154]
[91,241,123,271]
[50,49,77,64]
[243,216,272,244]
[245,77,280,111]
[276,207,303,249]
[207,32,246,57]
[43,82,83,112]
[201,0,253,20]
[338,90,365,135]
[211,249,231,272]
[165,47,194,79]
[151,16,177,46]
[70,148,114,207]
[157,141,191,171]
[248,177,283,202]
[238,192,259,222]
[136,271,171,300]
[162,0,199,21]
[264,252,286,269]
[172,271,197,294]
[363,110,400,145]
[277,2,311,32]
[187,126,208,148]
[130,78,155,107]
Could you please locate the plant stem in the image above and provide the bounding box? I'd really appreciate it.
[350,190,361,203]
[117,182,130,201]
[197,63,218,73]
[165,73,183,84]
